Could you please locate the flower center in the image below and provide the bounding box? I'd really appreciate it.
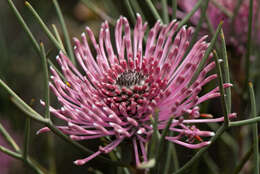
[116,70,145,88]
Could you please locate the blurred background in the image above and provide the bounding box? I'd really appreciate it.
[0,0,260,174]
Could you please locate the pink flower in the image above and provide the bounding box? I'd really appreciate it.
[179,0,259,54]
[38,14,236,166]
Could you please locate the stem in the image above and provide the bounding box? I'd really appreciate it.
[52,24,66,51]
[129,0,147,22]
[220,30,231,113]
[81,0,116,25]
[213,50,229,127]
[208,123,238,153]
[124,0,136,24]
[161,0,169,24]
[52,0,76,65]
[0,146,45,174]
[205,16,215,36]
[164,132,179,174]
[25,158,45,174]
[6,0,40,53]
[145,0,162,22]
[0,123,20,152]
[0,79,47,123]
[148,110,159,159]
[230,117,260,127]
[0,145,22,160]
[171,0,177,19]
[6,0,61,76]
[172,143,179,171]
[249,83,259,174]
[163,142,172,174]
[177,0,203,31]
[25,1,66,53]
[155,117,173,172]
[244,0,253,92]
[156,117,173,158]
[210,0,233,18]
[40,43,50,119]
[47,59,66,82]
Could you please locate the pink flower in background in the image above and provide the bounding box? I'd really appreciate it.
[179,0,259,54]
[39,14,236,166]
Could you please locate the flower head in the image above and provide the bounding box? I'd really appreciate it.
[179,0,259,54]
[39,14,235,166]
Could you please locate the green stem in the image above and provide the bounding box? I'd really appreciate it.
[171,143,179,171]
[156,117,173,158]
[171,0,177,19]
[213,50,229,127]
[129,0,147,22]
[25,1,66,53]
[148,109,159,159]
[155,117,173,173]
[6,0,61,77]
[177,0,203,31]
[249,83,259,174]
[0,122,20,152]
[230,117,260,127]
[25,158,45,174]
[52,24,66,51]
[0,146,44,174]
[0,145,22,160]
[244,0,253,91]
[124,0,136,24]
[145,0,162,22]
[52,0,76,65]
[40,43,50,119]
[47,59,66,82]
[208,123,238,153]
[161,0,169,24]
[40,42,56,173]
[6,0,40,53]
[164,132,179,173]
[220,30,231,113]
[81,0,116,25]
[205,16,215,36]
[193,0,209,44]
[210,0,233,18]
[163,142,172,174]
[0,79,47,123]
